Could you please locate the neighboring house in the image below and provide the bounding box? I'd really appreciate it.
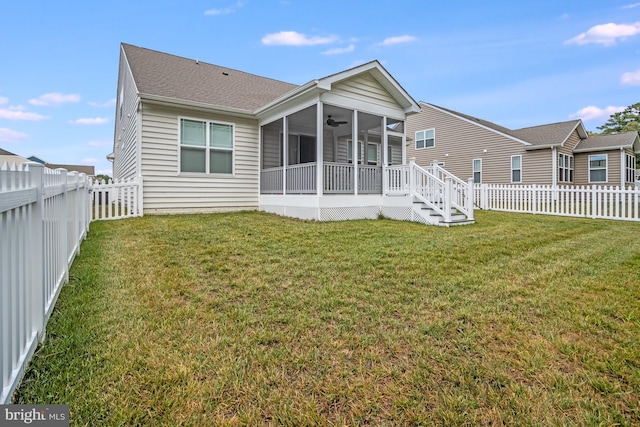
[0,148,28,166]
[407,102,639,187]
[26,155,95,177]
[109,43,473,224]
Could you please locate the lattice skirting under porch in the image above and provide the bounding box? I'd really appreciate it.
[319,206,380,221]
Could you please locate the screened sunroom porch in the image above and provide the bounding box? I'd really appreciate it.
[260,103,406,196]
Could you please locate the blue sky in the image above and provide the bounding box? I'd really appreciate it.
[1,0,639,176]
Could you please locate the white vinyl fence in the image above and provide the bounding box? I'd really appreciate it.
[91,177,143,221]
[1,163,142,404]
[475,183,640,221]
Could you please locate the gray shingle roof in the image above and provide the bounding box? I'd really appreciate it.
[426,103,515,137]
[0,147,18,156]
[122,43,298,112]
[425,103,588,148]
[511,120,582,147]
[574,132,639,152]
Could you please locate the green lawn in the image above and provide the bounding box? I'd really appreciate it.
[14,211,640,426]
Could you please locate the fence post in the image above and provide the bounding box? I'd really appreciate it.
[28,163,45,341]
[137,175,144,216]
[467,178,474,220]
[57,169,70,283]
[444,177,452,223]
[481,183,487,210]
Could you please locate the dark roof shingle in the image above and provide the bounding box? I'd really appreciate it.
[122,43,298,112]
[575,132,639,151]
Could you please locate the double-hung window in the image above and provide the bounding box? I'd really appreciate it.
[588,154,607,183]
[180,118,233,174]
[511,155,522,183]
[473,159,482,184]
[625,153,636,183]
[558,153,574,183]
[415,129,435,149]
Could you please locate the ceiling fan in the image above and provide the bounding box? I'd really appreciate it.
[326,115,348,127]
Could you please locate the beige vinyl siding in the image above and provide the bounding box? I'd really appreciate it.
[140,103,260,213]
[406,105,530,183]
[112,50,139,181]
[332,74,398,109]
[575,150,624,187]
[521,149,553,185]
[560,130,581,154]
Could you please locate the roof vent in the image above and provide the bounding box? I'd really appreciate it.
[222,72,229,76]
[195,58,199,64]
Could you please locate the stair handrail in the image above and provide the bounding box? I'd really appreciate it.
[410,161,452,222]
[427,163,474,219]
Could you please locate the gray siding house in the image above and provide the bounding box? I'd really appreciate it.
[407,102,639,187]
[109,44,474,224]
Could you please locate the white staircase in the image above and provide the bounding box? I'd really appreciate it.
[385,161,475,226]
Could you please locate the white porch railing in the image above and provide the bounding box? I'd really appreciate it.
[385,162,474,223]
[324,162,353,193]
[1,163,92,404]
[260,162,383,194]
[286,163,316,194]
[260,166,283,194]
[475,183,640,221]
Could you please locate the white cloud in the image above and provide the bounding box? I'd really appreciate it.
[0,108,48,121]
[622,2,640,9]
[261,31,338,46]
[621,69,640,85]
[69,117,109,125]
[377,35,417,46]
[204,1,245,16]
[29,92,81,106]
[570,105,625,121]
[322,44,355,55]
[87,139,112,147]
[0,128,28,144]
[0,97,8,105]
[83,158,98,164]
[565,22,640,46]
[89,98,116,108]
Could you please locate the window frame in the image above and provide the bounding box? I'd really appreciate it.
[415,128,435,150]
[178,117,235,175]
[588,153,608,184]
[473,158,482,184]
[625,153,636,183]
[511,155,522,183]
[558,153,574,183]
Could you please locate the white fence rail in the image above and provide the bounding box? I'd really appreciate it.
[475,183,640,221]
[91,177,143,221]
[1,163,143,403]
[1,163,92,404]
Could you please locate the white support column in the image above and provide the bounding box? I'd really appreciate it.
[353,110,359,196]
[551,147,557,188]
[620,148,625,188]
[316,102,324,196]
[282,116,288,195]
[382,117,388,195]
[382,117,388,166]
